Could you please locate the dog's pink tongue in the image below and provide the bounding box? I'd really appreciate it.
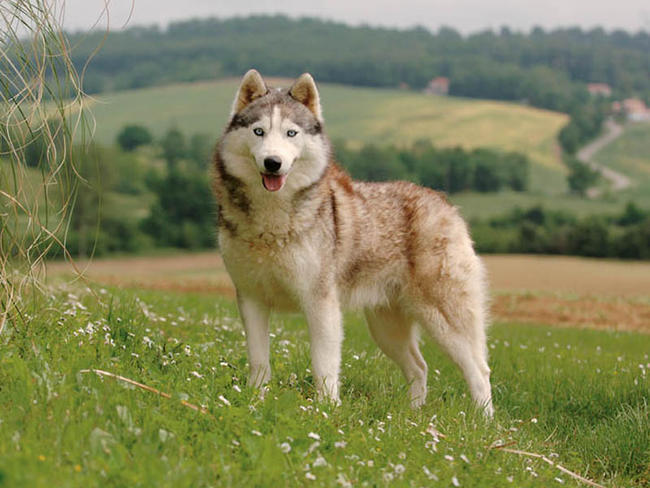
[262,174,287,192]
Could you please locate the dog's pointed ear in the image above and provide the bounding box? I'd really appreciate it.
[289,73,322,121]
[232,69,268,115]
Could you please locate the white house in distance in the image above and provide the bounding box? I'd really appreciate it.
[612,98,650,122]
[425,77,450,96]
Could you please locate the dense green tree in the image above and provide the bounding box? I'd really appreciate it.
[565,156,600,196]
[141,168,216,249]
[161,127,186,169]
[116,124,153,151]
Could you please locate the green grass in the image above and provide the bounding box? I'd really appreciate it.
[86,79,567,194]
[451,190,630,220]
[594,122,650,208]
[1,285,648,487]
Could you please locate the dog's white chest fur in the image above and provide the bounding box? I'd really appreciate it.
[219,231,321,312]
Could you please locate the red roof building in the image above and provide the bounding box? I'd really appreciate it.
[587,83,612,97]
[425,77,450,96]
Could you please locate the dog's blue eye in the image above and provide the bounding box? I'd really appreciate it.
[287,129,298,137]
[253,128,264,136]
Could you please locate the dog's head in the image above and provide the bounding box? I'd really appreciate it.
[220,70,329,194]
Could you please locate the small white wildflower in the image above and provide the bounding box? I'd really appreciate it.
[218,394,230,406]
[191,371,204,379]
[444,455,454,462]
[398,451,406,460]
[554,477,564,484]
[305,472,316,481]
[506,476,514,482]
[460,454,470,464]
[422,466,438,481]
[251,430,262,436]
[308,432,320,441]
[531,417,538,424]
[452,475,461,486]
[184,344,191,356]
[383,472,394,482]
[336,473,352,487]
[233,384,241,393]
[279,442,291,454]
[313,455,327,467]
[334,440,347,449]
[394,464,405,475]
[143,336,153,348]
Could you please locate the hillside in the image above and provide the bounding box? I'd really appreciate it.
[87,79,568,194]
[593,122,650,204]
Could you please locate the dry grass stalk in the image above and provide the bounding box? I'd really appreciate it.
[79,368,211,415]
[493,445,606,488]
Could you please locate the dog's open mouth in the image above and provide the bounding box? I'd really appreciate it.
[261,173,287,192]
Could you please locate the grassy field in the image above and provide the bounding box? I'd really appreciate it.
[86,79,568,194]
[594,122,650,207]
[1,281,648,487]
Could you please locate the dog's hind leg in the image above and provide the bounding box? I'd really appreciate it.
[417,300,494,417]
[237,293,271,389]
[365,306,428,408]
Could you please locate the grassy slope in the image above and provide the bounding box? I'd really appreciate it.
[594,122,650,206]
[1,285,648,487]
[86,79,568,194]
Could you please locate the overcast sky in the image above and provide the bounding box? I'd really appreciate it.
[61,0,650,34]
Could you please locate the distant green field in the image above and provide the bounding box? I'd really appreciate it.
[86,79,568,194]
[452,190,632,220]
[594,122,650,205]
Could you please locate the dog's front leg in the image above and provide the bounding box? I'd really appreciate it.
[237,293,271,388]
[303,293,343,403]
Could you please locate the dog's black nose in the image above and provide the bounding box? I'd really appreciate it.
[264,156,282,173]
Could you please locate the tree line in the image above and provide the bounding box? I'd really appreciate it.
[336,140,529,193]
[66,16,650,108]
[471,203,650,259]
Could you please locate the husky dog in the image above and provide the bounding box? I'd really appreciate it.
[213,70,494,415]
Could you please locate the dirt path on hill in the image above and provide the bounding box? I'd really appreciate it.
[47,253,650,333]
[576,119,630,198]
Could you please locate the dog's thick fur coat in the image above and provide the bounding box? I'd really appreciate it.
[213,70,494,415]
